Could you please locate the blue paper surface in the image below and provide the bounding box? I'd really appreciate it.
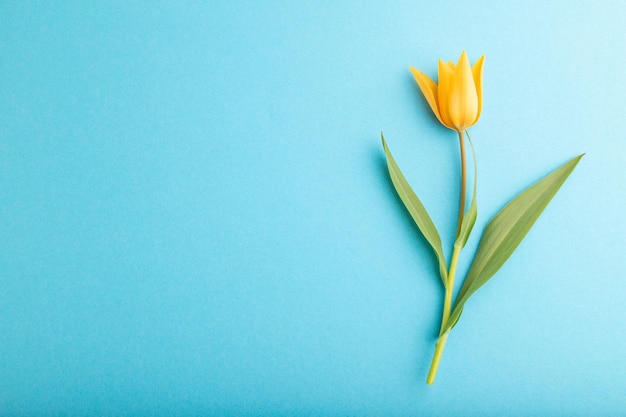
[1,1,625,415]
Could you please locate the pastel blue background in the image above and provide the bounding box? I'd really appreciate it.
[1,1,624,415]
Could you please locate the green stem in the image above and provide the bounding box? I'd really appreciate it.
[440,244,461,333]
[427,243,460,384]
[427,130,467,385]
[455,130,467,238]
[426,332,448,384]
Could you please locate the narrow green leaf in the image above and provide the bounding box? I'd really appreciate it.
[455,133,478,248]
[381,133,448,286]
[443,153,584,333]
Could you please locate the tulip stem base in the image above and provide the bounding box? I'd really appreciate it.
[428,241,460,384]
[427,332,449,385]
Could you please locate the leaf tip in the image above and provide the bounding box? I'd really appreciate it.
[571,153,585,166]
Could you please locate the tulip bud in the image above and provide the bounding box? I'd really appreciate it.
[410,51,484,133]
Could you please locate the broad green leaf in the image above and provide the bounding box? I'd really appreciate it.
[455,133,478,248]
[443,154,583,334]
[382,133,448,287]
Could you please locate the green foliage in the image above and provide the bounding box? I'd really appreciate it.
[442,154,584,334]
[382,133,448,287]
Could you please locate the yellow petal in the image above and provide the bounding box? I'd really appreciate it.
[409,66,445,126]
[447,51,478,131]
[472,55,485,124]
[447,61,456,70]
[437,60,455,129]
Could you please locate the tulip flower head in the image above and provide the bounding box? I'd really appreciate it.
[410,51,484,133]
